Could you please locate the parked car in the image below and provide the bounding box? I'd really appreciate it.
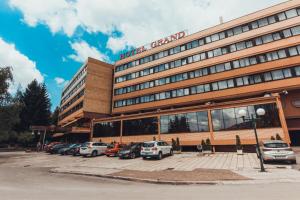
[58,144,78,155]
[259,140,296,164]
[48,143,68,154]
[71,144,83,156]
[141,141,173,160]
[45,142,62,152]
[105,143,126,157]
[79,142,108,157]
[119,143,143,159]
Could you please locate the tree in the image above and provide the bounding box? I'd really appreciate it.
[0,66,13,105]
[51,106,60,126]
[18,80,51,131]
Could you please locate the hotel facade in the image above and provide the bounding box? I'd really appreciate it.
[58,0,300,149]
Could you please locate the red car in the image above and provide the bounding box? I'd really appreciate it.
[45,142,62,152]
[105,143,126,157]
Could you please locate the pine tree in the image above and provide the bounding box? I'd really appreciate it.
[51,106,60,126]
[18,80,51,131]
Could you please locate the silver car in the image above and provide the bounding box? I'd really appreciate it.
[259,140,296,164]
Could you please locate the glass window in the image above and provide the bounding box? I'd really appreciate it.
[197,111,209,132]
[289,47,298,56]
[285,9,298,19]
[230,44,237,52]
[211,34,219,42]
[236,77,244,86]
[187,42,192,50]
[227,29,234,37]
[255,37,263,45]
[205,36,212,43]
[180,45,186,52]
[218,80,228,90]
[242,25,250,32]
[258,18,268,27]
[199,39,205,46]
[223,108,237,130]
[193,54,201,62]
[224,62,231,70]
[278,50,287,58]
[186,112,199,132]
[262,34,273,43]
[291,26,300,36]
[212,82,218,91]
[175,60,181,67]
[200,53,206,60]
[196,85,204,93]
[283,29,292,38]
[211,109,224,131]
[93,121,121,137]
[192,40,199,48]
[295,66,300,76]
[123,117,158,136]
[277,12,286,21]
[213,48,222,56]
[233,26,242,35]
[233,60,240,68]
[271,70,284,80]
[236,42,246,50]
[283,68,292,78]
[210,66,216,74]
[264,72,272,81]
[227,79,234,88]
[207,51,214,58]
[268,16,276,24]
[251,21,259,29]
[191,86,197,94]
[272,32,281,41]
[219,32,226,39]
[216,64,225,72]
[249,57,257,65]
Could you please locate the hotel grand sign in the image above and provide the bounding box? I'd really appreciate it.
[119,30,187,60]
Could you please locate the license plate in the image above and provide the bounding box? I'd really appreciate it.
[144,148,150,151]
[275,155,286,158]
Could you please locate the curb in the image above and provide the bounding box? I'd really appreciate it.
[50,170,218,185]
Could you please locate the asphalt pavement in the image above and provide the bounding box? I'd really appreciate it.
[1,152,300,200]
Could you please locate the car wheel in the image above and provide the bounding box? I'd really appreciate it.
[157,152,162,160]
[142,157,147,160]
[169,149,173,156]
[263,159,269,164]
[130,153,136,159]
[291,160,297,164]
[106,154,110,157]
[91,151,97,157]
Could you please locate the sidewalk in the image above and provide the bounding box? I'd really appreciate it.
[2,151,300,185]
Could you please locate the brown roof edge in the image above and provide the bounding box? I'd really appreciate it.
[87,57,114,68]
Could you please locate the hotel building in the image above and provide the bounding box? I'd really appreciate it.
[57,58,114,142]
[59,0,300,149]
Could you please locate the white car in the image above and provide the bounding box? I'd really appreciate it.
[80,142,108,157]
[259,140,296,164]
[141,141,173,160]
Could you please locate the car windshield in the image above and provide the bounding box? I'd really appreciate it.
[143,143,155,147]
[82,142,91,147]
[264,143,288,148]
[69,144,76,148]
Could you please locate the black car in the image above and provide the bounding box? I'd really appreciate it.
[58,144,79,155]
[49,143,68,154]
[119,143,143,159]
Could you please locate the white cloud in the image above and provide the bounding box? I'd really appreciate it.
[54,77,68,87]
[9,0,286,53]
[0,37,44,93]
[68,40,109,62]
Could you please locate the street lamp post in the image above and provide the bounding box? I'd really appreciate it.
[238,108,266,172]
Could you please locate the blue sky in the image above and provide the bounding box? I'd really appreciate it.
[0,0,285,111]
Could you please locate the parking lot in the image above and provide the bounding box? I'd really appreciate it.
[2,150,300,184]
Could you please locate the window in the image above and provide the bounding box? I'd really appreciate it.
[93,121,121,137]
[285,9,298,19]
[283,29,292,38]
[211,34,219,42]
[262,34,273,43]
[289,47,298,56]
[271,70,284,80]
[295,66,300,76]
[123,117,158,136]
[258,18,268,27]
[277,12,286,21]
[205,36,212,43]
[278,50,287,58]
[291,26,300,35]
[233,26,242,35]
[264,72,272,81]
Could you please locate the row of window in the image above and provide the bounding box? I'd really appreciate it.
[61,77,86,105]
[92,103,281,137]
[60,89,84,112]
[115,25,300,83]
[114,43,300,96]
[58,101,83,121]
[115,7,300,72]
[114,65,300,108]
[61,66,87,102]
[211,103,280,131]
